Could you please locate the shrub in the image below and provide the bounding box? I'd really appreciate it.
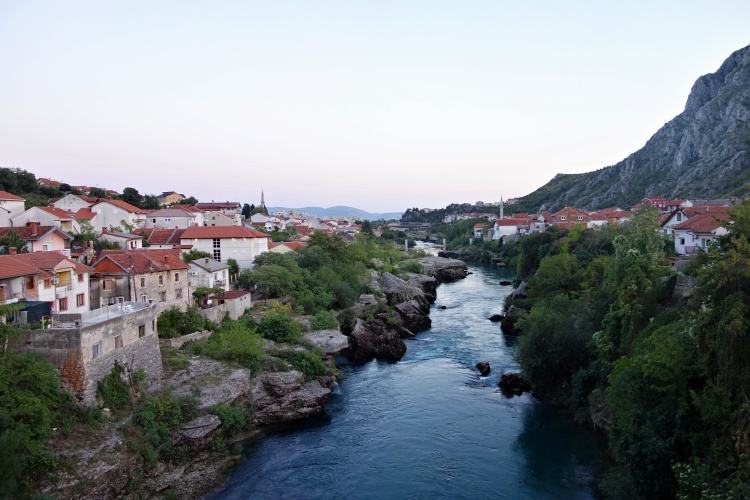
[274,350,328,381]
[209,403,245,435]
[97,362,131,410]
[310,310,339,331]
[157,306,207,339]
[131,390,197,467]
[400,260,423,274]
[204,323,266,371]
[258,308,304,344]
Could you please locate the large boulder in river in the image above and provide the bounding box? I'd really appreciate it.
[395,300,432,333]
[416,256,468,284]
[476,361,491,376]
[405,273,438,303]
[510,280,528,299]
[501,305,527,335]
[498,372,532,396]
[379,272,430,310]
[347,319,406,363]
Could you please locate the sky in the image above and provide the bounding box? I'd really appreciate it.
[0,1,749,213]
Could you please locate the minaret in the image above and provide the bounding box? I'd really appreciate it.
[260,190,267,212]
[500,196,504,219]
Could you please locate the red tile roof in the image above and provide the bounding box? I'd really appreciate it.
[38,206,76,219]
[0,225,72,241]
[96,199,147,214]
[0,251,92,279]
[495,219,520,226]
[94,249,189,274]
[673,213,730,233]
[223,290,251,300]
[136,228,187,246]
[181,226,269,239]
[282,242,305,250]
[0,191,24,201]
[74,207,96,220]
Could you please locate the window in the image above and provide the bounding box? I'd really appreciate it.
[92,342,101,359]
[43,243,50,251]
[560,216,566,221]
[680,238,685,246]
[176,288,183,299]
[58,297,68,311]
[115,335,123,349]
[159,275,164,285]
[160,291,166,302]
[44,279,52,288]
[140,277,146,287]
[677,213,682,221]
[76,293,85,307]
[174,272,179,282]
[164,218,171,223]
[577,215,583,221]
[138,325,145,338]
[152,218,157,224]
[141,294,148,302]
[152,320,155,331]
[102,280,109,290]
[26,277,35,289]
[78,273,84,283]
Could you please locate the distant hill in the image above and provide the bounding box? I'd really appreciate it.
[267,206,402,221]
[514,44,750,214]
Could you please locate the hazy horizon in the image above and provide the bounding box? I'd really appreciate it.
[1,1,749,213]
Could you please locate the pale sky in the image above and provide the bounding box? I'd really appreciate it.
[1,1,748,213]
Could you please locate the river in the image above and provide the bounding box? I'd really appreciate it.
[207,263,610,499]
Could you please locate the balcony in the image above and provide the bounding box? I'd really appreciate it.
[213,279,226,286]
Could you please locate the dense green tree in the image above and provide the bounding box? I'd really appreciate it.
[141,194,160,209]
[88,187,108,198]
[0,229,28,254]
[182,248,212,261]
[177,196,198,206]
[121,187,142,207]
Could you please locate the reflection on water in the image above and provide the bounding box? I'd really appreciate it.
[207,263,609,499]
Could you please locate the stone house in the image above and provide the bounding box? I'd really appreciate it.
[99,228,143,250]
[0,190,27,226]
[180,226,270,270]
[90,249,190,313]
[14,301,161,403]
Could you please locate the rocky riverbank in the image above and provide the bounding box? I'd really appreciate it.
[43,257,467,499]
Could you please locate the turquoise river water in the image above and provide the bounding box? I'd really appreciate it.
[207,263,610,499]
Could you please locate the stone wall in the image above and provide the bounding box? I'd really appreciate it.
[159,330,212,349]
[198,294,252,324]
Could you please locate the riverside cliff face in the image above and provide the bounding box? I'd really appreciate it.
[517,44,750,212]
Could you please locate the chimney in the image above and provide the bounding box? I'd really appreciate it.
[205,258,209,264]
[164,255,168,263]
[9,247,17,255]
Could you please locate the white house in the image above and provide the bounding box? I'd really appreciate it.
[144,207,201,229]
[180,226,270,270]
[0,250,93,314]
[99,229,143,250]
[51,193,99,213]
[11,206,80,234]
[492,219,520,240]
[0,191,27,227]
[188,258,231,292]
[672,213,730,255]
[91,200,147,233]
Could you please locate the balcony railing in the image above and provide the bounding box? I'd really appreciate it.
[213,279,226,286]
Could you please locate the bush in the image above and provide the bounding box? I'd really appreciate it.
[274,350,328,381]
[209,403,245,435]
[258,308,304,344]
[97,362,131,410]
[204,323,266,370]
[131,390,197,467]
[310,310,339,331]
[157,306,208,339]
[399,260,423,274]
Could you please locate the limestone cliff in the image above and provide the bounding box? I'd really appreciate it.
[516,44,750,212]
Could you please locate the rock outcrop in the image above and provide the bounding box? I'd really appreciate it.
[476,361,491,376]
[251,371,333,426]
[346,319,406,363]
[498,372,532,396]
[501,305,526,335]
[417,256,469,283]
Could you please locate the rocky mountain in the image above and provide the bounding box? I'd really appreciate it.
[268,205,402,221]
[515,44,750,213]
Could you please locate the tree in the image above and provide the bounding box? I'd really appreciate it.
[226,258,239,284]
[242,203,252,219]
[88,187,108,198]
[182,249,212,261]
[121,187,142,208]
[0,229,28,254]
[73,220,97,243]
[361,220,373,234]
[141,194,160,209]
[177,196,198,206]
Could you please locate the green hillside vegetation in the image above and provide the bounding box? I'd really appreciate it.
[509,202,750,498]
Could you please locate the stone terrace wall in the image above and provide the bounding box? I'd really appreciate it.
[198,294,252,324]
[159,330,212,349]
